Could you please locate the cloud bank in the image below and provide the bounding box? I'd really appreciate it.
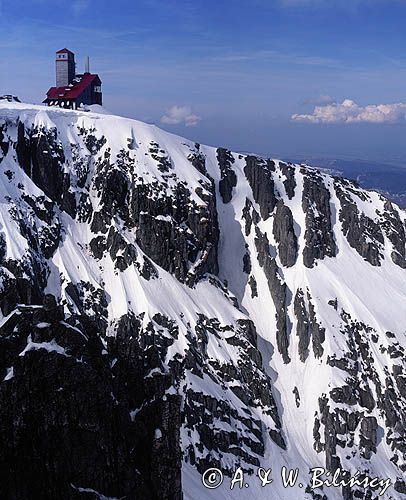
[161,105,201,127]
[292,99,406,124]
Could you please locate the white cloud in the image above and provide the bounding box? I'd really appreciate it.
[161,105,201,127]
[292,99,406,124]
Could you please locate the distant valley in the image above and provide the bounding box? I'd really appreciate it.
[286,156,406,208]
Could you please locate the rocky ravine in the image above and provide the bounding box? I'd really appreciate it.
[0,102,405,500]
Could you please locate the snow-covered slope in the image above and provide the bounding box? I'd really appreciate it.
[0,101,405,500]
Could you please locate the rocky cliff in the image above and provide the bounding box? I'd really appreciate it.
[0,102,404,499]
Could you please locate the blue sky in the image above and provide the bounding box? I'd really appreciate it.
[1,0,406,162]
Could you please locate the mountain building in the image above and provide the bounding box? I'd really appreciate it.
[43,48,102,109]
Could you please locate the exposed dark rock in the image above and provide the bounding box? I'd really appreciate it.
[110,313,182,500]
[307,293,325,359]
[248,275,258,298]
[359,416,377,459]
[0,306,175,500]
[90,210,110,234]
[294,289,311,362]
[244,156,277,219]
[279,162,296,199]
[243,250,251,274]
[394,478,406,494]
[313,307,405,491]
[327,355,358,377]
[89,235,106,260]
[330,385,357,406]
[182,315,285,472]
[105,226,138,271]
[242,197,260,236]
[149,142,173,172]
[15,122,76,217]
[217,148,237,203]
[133,181,219,285]
[70,143,91,189]
[94,154,131,222]
[255,227,290,363]
[65,281,108,332]
[313,417,324,453]
[380,200,406,268]
[335,179,384,266]
[140,257,159,280]
[273,200,298,267]
[0,124,9,159]
[293,386,301,408]
[359,386,375,411]
[0,267,44,317]
[188,145,207,175]
[269,429,287,450]
[328,298,338,310]
[302,171,337,268]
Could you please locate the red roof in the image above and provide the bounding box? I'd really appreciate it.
[45,73,100,101]
[56,48,74,54]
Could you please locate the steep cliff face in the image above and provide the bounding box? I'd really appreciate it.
[0,102,405,500]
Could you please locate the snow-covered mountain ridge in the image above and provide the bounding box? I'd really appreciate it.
[0,101,405,499]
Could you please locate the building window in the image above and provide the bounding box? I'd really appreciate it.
[94,86,102,93]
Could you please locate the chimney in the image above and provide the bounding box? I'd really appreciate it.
[85,56,90,74]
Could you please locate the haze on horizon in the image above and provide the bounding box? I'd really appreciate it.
[1,0,405,164]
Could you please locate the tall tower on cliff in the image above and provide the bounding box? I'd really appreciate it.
[45,48,102,108]
[55,48,75,87]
